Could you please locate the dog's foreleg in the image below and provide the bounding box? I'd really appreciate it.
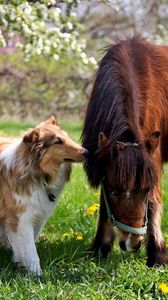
[6,217,42,275]
[146,189,168,267]
[34,218,46,241]
[91,189,115,258]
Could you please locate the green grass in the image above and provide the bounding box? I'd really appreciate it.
[0,120,167,299]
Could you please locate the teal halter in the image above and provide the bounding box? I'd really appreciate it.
[102,180,148,236]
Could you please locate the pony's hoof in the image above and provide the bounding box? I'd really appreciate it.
[89,243,111,259]
[147,253,168,267]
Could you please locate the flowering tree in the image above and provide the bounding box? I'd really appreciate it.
[0,0,96,66]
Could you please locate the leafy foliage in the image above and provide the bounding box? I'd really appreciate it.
[0,0,96,66]
[0,51,92,118]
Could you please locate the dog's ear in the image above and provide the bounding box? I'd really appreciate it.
[46,116,60,127]
[23,128,40,144]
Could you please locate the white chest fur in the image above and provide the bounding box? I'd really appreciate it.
[14,163,68,233]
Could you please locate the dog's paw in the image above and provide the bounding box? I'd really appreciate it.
[15,258,42,276]
[27,260,43,276]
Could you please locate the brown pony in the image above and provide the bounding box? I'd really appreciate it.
[82,36,168,267]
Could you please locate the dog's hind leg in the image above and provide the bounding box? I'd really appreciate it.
[0,225,11,249]
[6,216,42,275]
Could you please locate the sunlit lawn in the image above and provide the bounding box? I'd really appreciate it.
[0,120,167,299]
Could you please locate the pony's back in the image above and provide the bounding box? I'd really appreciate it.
[82,36,168,187]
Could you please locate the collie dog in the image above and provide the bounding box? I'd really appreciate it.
[0,116,88,275]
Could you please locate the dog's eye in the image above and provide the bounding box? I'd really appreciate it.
[55,138,63,145]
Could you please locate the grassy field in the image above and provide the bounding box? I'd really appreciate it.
[0,120,167,299]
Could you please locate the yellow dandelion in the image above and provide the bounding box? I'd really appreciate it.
[158,283,168,294]
[76,235,83,240]
[86,203,100,216]
[95,192,101,197]
[63,233,70,237]
[93,203,100,208]
[73,231,79,236]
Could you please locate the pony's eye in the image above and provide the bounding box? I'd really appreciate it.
[110,191,117,197]
[55,139,63,145]
[110,188,125,197]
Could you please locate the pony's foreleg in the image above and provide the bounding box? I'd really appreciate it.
[91,189,115,258]
[146,189,168,267]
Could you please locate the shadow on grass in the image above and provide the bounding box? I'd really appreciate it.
[0,238,146,284]
[36,238,146,284]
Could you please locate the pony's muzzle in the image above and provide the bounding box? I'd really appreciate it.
[132,239,143,252]
[119,234,144,252]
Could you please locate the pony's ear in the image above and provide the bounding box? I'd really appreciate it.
[144,131,160,154]
[98,132,108,148]
[23,128,40,144]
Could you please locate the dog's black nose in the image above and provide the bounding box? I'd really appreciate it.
[83,149,90,158]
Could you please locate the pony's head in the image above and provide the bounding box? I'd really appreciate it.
[97,131,160,252]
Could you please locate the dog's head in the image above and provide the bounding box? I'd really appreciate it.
[22,116,88,180]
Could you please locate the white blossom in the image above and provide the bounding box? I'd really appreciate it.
[0,6,6,15]
[89,57,97,65]
[52,42,58,48]
[0,31,6,47]
[10,11,17,21]
[0,2,96,68]
[67,22,73,30]
[51,8,61,20]
[62,33,70,39]
[44,45,50,54]
[77,45,82,53]
[22,24,32,36]
[36,48,42,55]
[45,39,51,46]
[48,0,56,4]
[52,27,60,34]
[2,18,8,27]
[53,54,59,60]
[24,43,32,53]
[71,40,76,50]
[80,52,87,59]
[82,57,89,65]
[16,17,21,22]
[24,5,32,16]
[70,12,77,18]
[55,8,61,15]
